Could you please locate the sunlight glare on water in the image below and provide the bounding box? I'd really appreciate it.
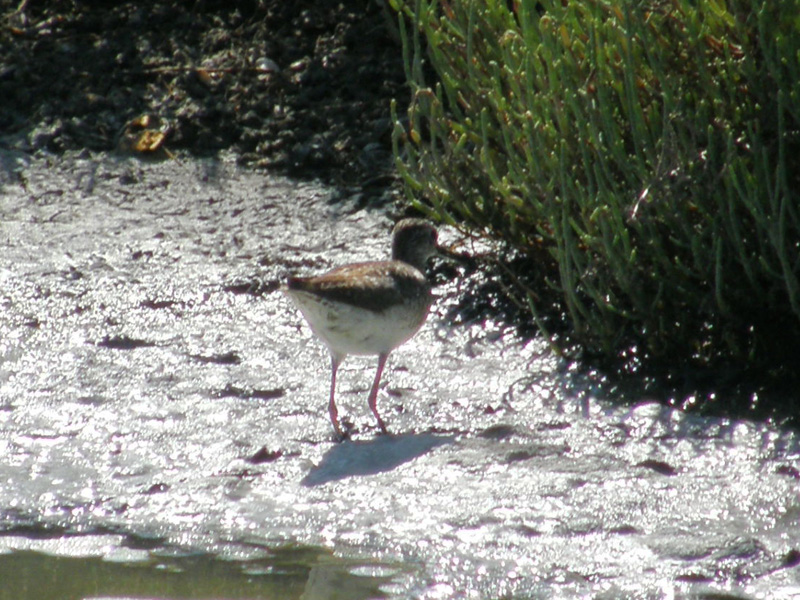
[0,154,799,599]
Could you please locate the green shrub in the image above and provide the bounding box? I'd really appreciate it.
[391,0,800,371]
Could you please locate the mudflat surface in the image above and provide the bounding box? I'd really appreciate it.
[1,154,799,599]
[2,2,800,598]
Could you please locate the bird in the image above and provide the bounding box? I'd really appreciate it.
[283,219,444,438]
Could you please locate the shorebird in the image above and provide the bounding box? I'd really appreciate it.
[284,219,443,438]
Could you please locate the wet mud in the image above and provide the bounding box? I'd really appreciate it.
[1,153,799,598]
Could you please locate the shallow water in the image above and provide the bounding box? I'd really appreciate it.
[0,537,392,600]
[1,152,799,599]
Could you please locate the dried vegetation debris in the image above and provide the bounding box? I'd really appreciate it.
[0,0,406,185]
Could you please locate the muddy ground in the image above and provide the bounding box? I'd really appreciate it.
[1,0,405,188]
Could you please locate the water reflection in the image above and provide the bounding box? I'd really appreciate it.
[0,545,396,600]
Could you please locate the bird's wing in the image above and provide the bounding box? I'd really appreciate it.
[287,261,428,313]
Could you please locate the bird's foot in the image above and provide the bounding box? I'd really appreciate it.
[376,420,390,436]
[332,418,356,442]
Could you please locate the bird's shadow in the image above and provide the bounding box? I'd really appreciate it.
[301,432,455,487]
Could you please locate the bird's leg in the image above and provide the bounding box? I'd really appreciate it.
[367,352,389,433]
[329,353,345,439]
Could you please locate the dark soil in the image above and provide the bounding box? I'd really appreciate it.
[0,0,407,187]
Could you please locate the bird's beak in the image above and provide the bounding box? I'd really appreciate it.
[435,244,473,267]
